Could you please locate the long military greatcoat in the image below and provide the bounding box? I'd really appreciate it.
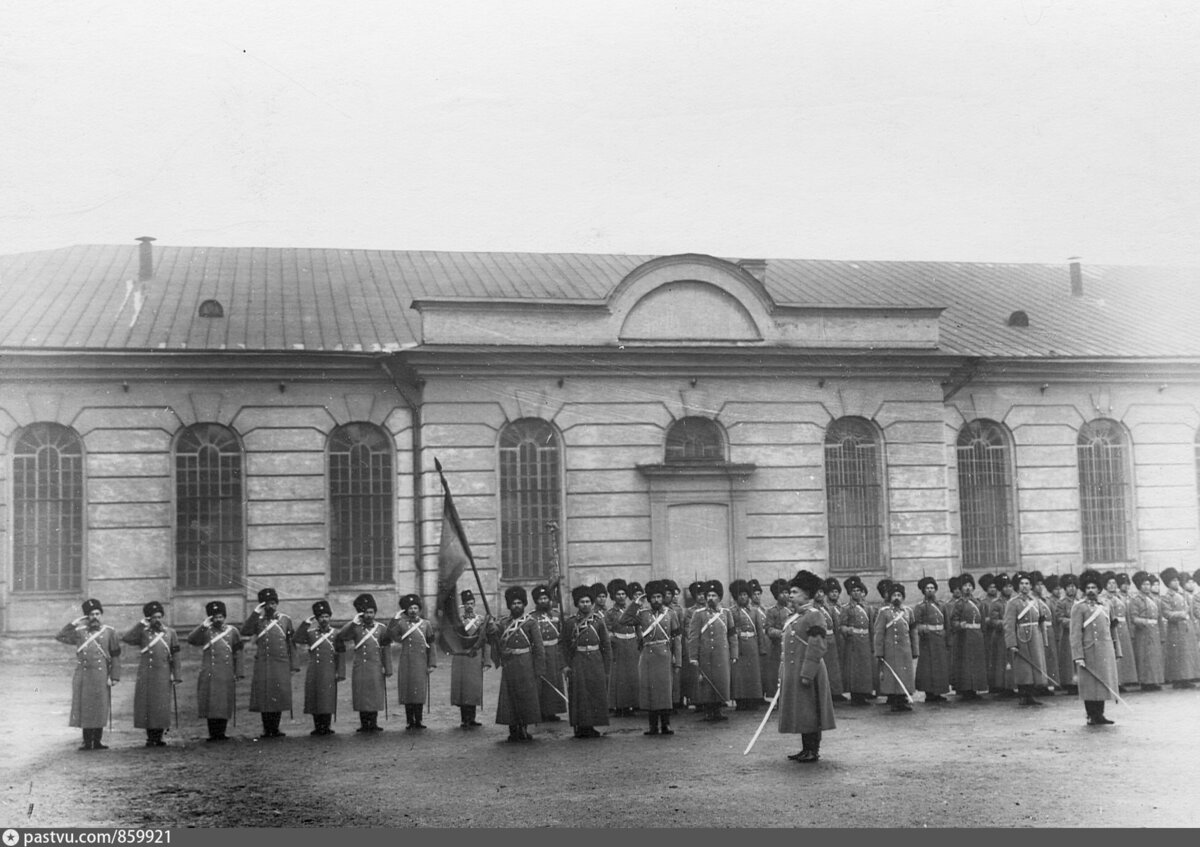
[873,605,918,695]
[605,603,640,709]
[621,602,681,710]
[777,603,836,734]
[1161,588,1200,682]
[1069,597,1121,701]
[1054,594,1078,688]
[987,595,1015,691]
[763,601,790,698]
[122,622,180,729]
[949,596,988,692]
[242,610,298,712]
[815,600,844,696]
[667,600,685,703]
[839,599,875,695]
[561,611,611,727]
[913,598,950,695]
[1104,591,1138,685]
[387,616,435,705]
[56,622,121,728]
[337,620,391,712]
[530,610,567,717]
[1003,593,1048,686]
[296,619,344,716]
[447,610,489,707]
[1127,592,1165,685]
[491,613,546,725]
[687,605,738,704]
[729,603,766,700]
[186,622,242,719]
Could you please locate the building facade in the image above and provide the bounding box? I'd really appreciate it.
[1,241,1197,633]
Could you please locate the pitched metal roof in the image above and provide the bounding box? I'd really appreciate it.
[0,243,1196,357]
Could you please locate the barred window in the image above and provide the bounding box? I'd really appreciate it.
[1077,419,1133,563]
[329,423,394,584]
[665,417,725,463]
[499,418,563,581]
[175,424,244,589]
[824,417,885,573]
[956,419,1016,570]
[12,423,84,592]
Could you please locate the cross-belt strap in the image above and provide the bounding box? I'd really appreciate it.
[642,611,668,640]
[398,621,427,646]
[1082,606,1105,629]
[1018,601,1035,621]
[539,616,560,639]
[886,610,904,629]
[309,629,335,652]
[77,628,105,654]
[255,618,281,642]
[700,610,726,635]
[141,631,167,654]
[355,624,381,650]
[463,617,479,633]
[204,627,231,651]
[782,612,800,632]
[503,617,527,642]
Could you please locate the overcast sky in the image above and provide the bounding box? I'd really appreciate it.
[2,0,1199,265]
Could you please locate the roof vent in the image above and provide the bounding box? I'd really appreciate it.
[1068,256,1082,296]
[199,299,224,318]
[136,236,156,281]
[1007,310,1029,327]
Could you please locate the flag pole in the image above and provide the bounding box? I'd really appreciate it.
[435,458,490,619]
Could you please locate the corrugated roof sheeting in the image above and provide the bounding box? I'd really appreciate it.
[0,244,1197,356]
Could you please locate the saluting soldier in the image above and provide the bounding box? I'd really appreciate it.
[56,599,121,751]
[949,573,987,700]
[337,593,392,733]
[186,600,243,742]
[1128,571,1165,690]
[1004,571,1049,706]
[687,579,738,722]
[605,578,640,717]
[728,579,766,711]
[874,582,918,712]
[528,584,567,723]
[839,576,875,705]
[491,586,546,742]
[777,570,836,764]
[620,579,680,736]
[763,578,790,701]
[242,586,298,739]
[448,589,491,728]
[913,577,950,703]
[122,601,180,748]
[295,599,344,736]
[1070,570,1122,725]
[1159,567,1200,689]
[562,584,612,739]
[388,593,436,729]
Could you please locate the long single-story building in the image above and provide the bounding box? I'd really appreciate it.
[1,238,1197,633]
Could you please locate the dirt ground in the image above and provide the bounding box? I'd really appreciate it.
[3,643,1199,829]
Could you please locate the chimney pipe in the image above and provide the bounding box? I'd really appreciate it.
[1068,256,1082,296]
[137,236,156,281]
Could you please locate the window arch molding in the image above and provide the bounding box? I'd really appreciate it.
[11,422,85,593]
[497,417,564,582]
[327,422,395,585]
[173,423,245,590]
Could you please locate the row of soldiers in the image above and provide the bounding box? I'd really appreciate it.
[56,566,1200,750]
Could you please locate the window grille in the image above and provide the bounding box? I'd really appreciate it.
[824,417,885,572]
[175,424,244,589]
[1077,419,1132,563]
[12,423,84,592]
[956,419,1016,569]
[665,417,725,463]
[329,423,394,584]
[499,418,562,580]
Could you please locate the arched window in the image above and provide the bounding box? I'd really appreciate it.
[956,420,1017,570]
[328,423,394,584]
[824,417,885,572]
[1077,419,1133,563]
[175,424,244,589]
[665,417,725,463]
[499,418,563,581]
[12,423,84,592]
